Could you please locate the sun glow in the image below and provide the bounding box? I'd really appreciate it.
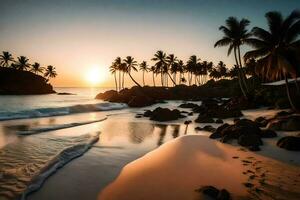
[85,66,107,85]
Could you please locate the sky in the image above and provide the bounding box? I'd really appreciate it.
[0,0,299,87]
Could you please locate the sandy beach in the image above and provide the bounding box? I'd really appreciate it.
[1,101,296,200]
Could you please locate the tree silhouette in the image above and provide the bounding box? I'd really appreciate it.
[15,56,30,71]
[44,65,57,79]
[123,56,141,87]
[166,54,178,86]
[109,62,118,91]
[30,62,44,75]
[245,10,300,110]
[139,61,149,86]
[0,51,14,67]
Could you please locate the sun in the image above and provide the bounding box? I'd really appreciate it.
[85,66,107,85]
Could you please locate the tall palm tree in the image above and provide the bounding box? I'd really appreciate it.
[123,56,141,87]
[109,62,118,91]
[139,61,149,86]
[31,62,44,75]
[150,66,156,87]
[166,54,178,86]
[15,56,30,71]
[177,60,185,84]
[244,10,300,110]
[217,61,227,78]
[186,55,200,85]
[214,17,252,97]
[0,51,14,67]
[113,57,123,90]
[44,65,57,78]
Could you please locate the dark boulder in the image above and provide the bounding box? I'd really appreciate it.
[143,110,152,117]
[238,134,263,147]
[254,116,268,127]
[128,95,155,107]
[217,189,231,200]
[261,129,277,138]
[268,115,300,131]
[196,125,216,132]
[196,186,219,199]
[147,107,185,122]
[95,90,118,101]
[209,123,230,139]
[179,103,199,108]
[277,136,300,151]
[215,119,224,124]
[195,114,215,123]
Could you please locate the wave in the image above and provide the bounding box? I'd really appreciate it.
[17,118,107,135]
[0,132,100,200]
[0,102,127,121]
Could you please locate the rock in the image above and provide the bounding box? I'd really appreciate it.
[201,125,216,132]
[238,134,263,147]
[268,115,300,131]
[148,107,185,122]
[179,103,199,108]
[215,119,224,124]
[95,90,118,101]
[143,110,152,117]
[233,118,240,123]
[57,92,75,95]
[254,116,268,127]
[209,123,230,139]
[196,186,219,199]
[135,115,142,118]
[127,95,154,107]
[274,111,291,118]
[188,112,194,116]
[195,114,215,123]
[261,129,277,138]
[277,136,300,151]
[217,189,231,200]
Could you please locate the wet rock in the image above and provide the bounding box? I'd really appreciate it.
[215,119,224,124]
[179,103,199,108]
[143,110,152,117]
[254,116,268,127]
[277,136,300,151]
[195,114,215,123]
[217,189,231,200]
[146,107,185,122]
[188,112,194,116]
[184,120,192,125]
[268,115,300,131]
[199,125,216,132]
[196,186,219,199]
[261,129,277,138]
[238,134,263,147]
[95,90,118,101]
[209,123,230,139]
[128,95,155,107]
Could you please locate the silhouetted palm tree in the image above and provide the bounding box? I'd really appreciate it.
[177,60,185,84]
[113,57,123,90]
[150,66,156,87]
[109,62,118,91]
[123,56,141,87]
[186,55,200,85]
[139,61,149,86]
[30,62,44,75]
[0,51,14,67]
[15,56,30,71]
[244,10,300,110]
[166,54,178,86]
[44,65,57,79]
[226,65,239,79]
[214,17,252,97]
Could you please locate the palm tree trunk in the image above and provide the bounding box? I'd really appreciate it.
[128,73,142,87]
[167,72,176,86]
[114,73,118,92]
[122,72,125,89]
[152,72,156,87]
[237,46,249,92]
[118,71,121,91]
[234,47,247,98]
[143,71,145,86]
[285,75,296,110]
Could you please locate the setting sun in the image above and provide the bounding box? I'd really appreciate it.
[85,66,107,85]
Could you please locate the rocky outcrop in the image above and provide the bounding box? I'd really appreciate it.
[267,115,300,131]
[277,136,300,151]
[143,107,186,122]
[0,67,55,95]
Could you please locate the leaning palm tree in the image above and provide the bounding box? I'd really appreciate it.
[109,63,118,91]
[44,65,57,78]
[166,54,178,86]
[214,17,252,97]
[0,51,14,67]
[123,56,141,87]
[244,10,300,110]
[139,61,149,86]
[15,56,30,71]
[30,62,44,75]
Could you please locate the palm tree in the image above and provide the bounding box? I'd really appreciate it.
[177,60,185,84]
[186,55,200,85]
[109,62,118,91]
[15,56,30,71]
[44,65,57,78]
[214,17,252,97]
[166,54,178,86]
[123,56,141,87]
[113,57,123,90]
[31,62,44,75]
[0,51,14,67]
[150,66,156,87]
[217,61,227,78]
[244,10,300,110]
[139,61,149,86]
